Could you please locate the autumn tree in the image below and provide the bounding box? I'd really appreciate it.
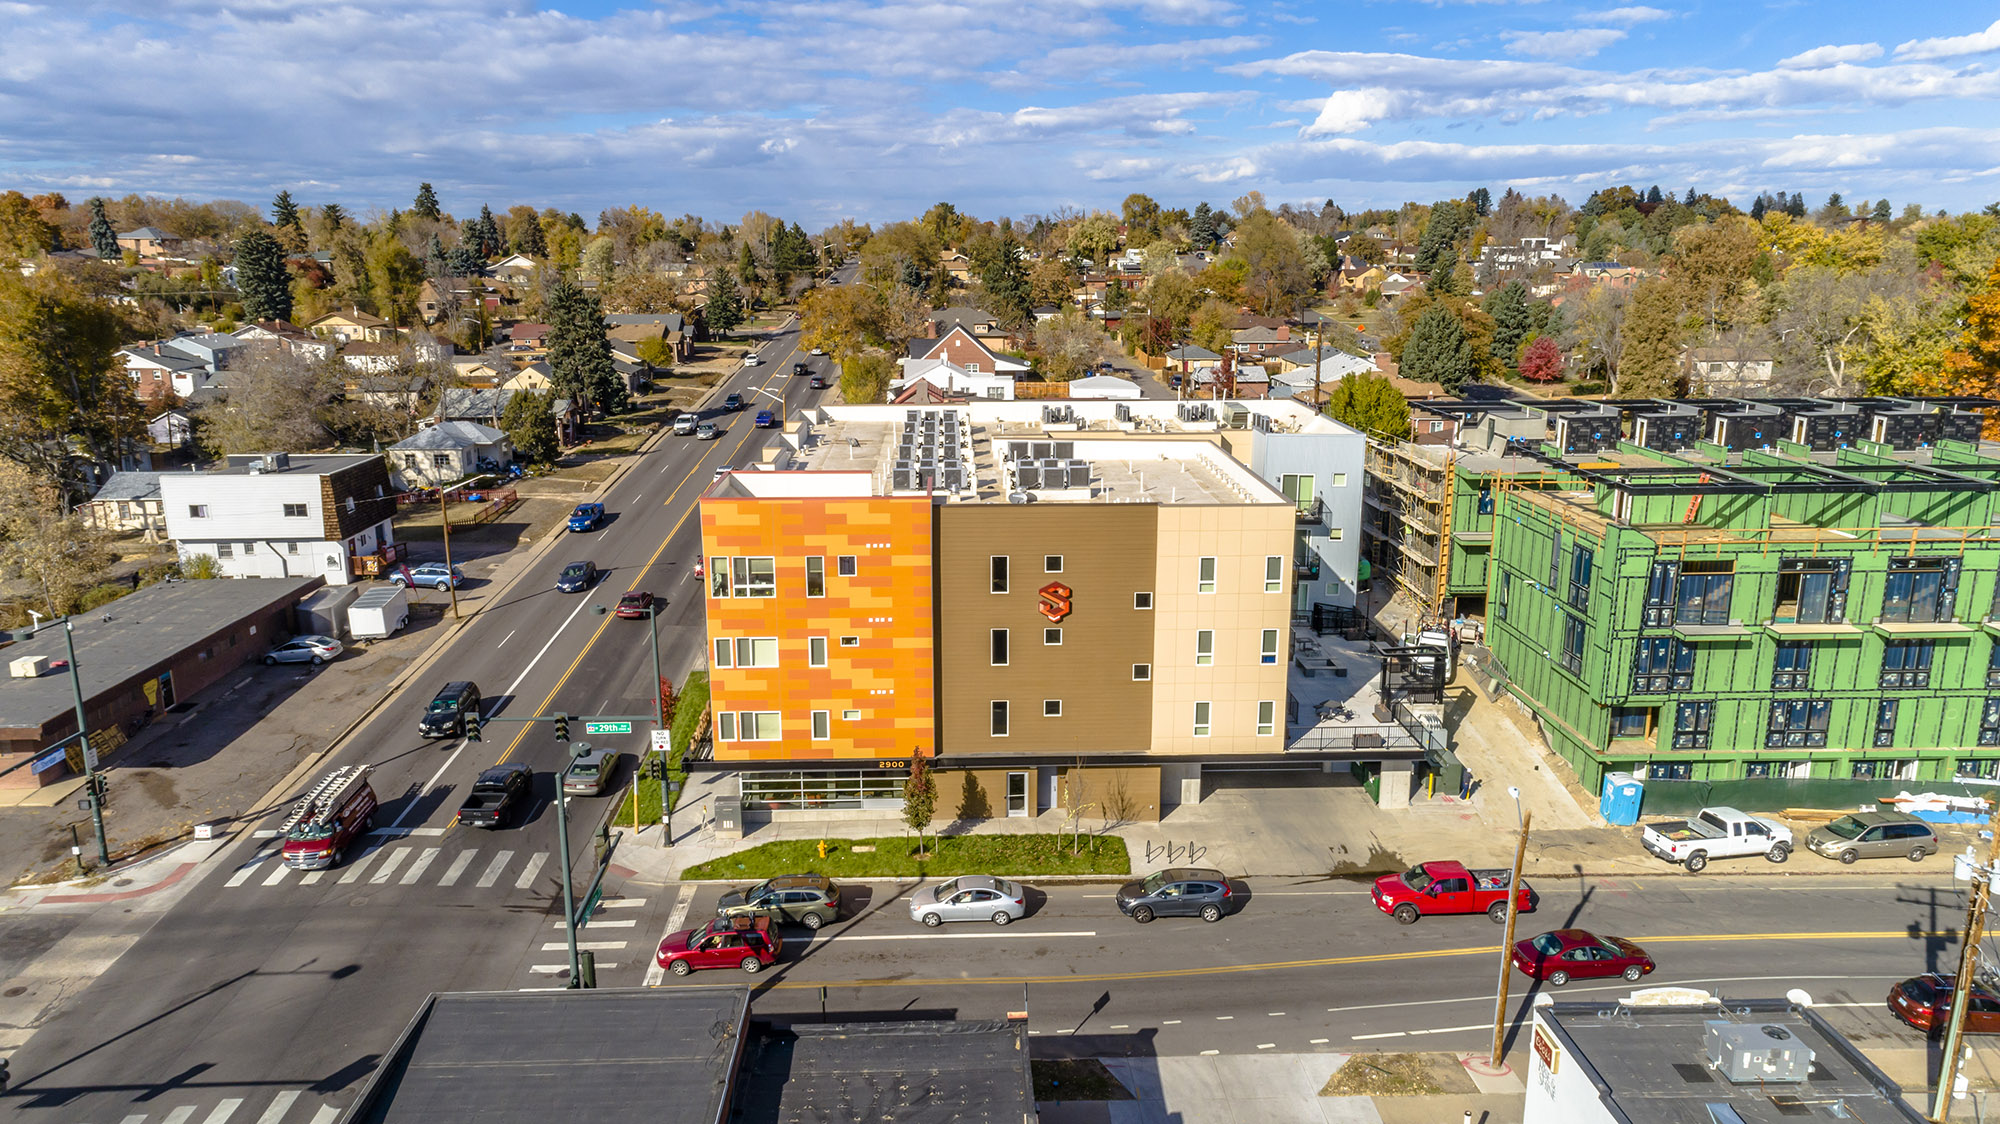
[1323,374,1411,440]
[508,205,548,257]
[0,191,55,263]
[500,388,558,463]
[191,347,339,454]
[1399,303,1478,394]
[1227,209,1313,316]
[903,750,936,857]
[839,352,895,405]
[0,273,139,499]
[235,230,293,323]
[1917,256,2000,420]
[546,277,626,415]
[1614,278,1686,397]
[1032,307,1105,381]
[0,461,116,616]
[365,234,425,325]
[87,198,118,259]
[1518,336,1564,383]
[1027,255,1076,309]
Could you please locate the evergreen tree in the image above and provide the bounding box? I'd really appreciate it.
[412,182,441,222]
[473,205,501,258]
[705,272,744,334]
[86,198,117,259]
[1614,279,1684,397]
[234,230,292,323]
[982,229,1031,325]
[899,258,928,292]
[271,190,301,231]
[499,388,558,463]
[446,246,484,277]
[737,243,760,289]
[1645,185,1665,205]
[1400,304,1478,394]
[321,203,346,232]
[1467,187,1492,217]
[1786,193,1807,218]
[1871,199,1893,224]
[1189,202,1216,251]
[1750,195,1768,222]
[1323,374,1411,440]
[545,277,626,415]
[423,234,448,279]
[1483,281,1531,369]
[1683,186,1698,206]
[511,212,547,257]
[1413,200,1469,276]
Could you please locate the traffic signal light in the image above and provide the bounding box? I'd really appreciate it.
[649,755,665,781]
[0,1054,11,1089]
[464,715,482,742]
[553,714,571,742]
[89,774,108,805]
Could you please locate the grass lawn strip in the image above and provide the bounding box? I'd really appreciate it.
[682,834,1129,879]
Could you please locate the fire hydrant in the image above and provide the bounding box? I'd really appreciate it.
[817,839,829,860]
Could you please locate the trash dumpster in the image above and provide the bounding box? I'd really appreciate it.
[1600,772,1644,826]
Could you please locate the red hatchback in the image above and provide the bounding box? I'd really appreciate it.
[1889,973,2000,1034]
[657,916,782,976]
[615,591,655,619]
[1512,929,1655,987]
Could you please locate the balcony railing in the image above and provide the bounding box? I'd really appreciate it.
[1295,495,1327,526]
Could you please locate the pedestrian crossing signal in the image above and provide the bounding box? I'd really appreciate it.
[554,714,571,742]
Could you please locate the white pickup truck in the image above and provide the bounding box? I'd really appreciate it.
[1639,806,1793,872]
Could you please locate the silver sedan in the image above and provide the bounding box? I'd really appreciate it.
[908,876,1027,926]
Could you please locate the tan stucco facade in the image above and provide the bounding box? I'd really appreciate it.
[1149,505,1295,755]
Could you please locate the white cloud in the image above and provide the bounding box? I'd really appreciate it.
[1893,18,2000,61]
[1598,6,1672,24]
[1776,42,1884,69]
[1501,27,1626,58]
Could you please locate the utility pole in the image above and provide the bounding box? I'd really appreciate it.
[1933,797,2000,1121]
[1490,802,1532,1067]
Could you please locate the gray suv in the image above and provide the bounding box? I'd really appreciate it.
[1114,867,1234,923]
[1806,810,1939,864]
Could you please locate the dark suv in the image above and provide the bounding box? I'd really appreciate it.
[1114,867,1234,923]
[418,681,481,739]
[717,874,842,930]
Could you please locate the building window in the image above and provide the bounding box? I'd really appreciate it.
[1874,699,1899,748]
[1192,702,1211,737]
[991,701,1009,737]
[808,637,827,668]
[1647,761,1693,780]
[1880,640,1933,688]
[282,503,307,518]
[734,712,781,741]
[991,555,1009,594]
[1044,555,1063,573]
[718,712,735,741]
[1560,614,1586,676]
[1851,758,1917,781]
[1261,629,1279,664]
[1195,630,1214,666]
[732,637,779,668]
[1881,557,1960,624]
[712,638,732,668]
[1256,700,1276,736]
[1960,751,2000,776]
[1984,698,2000,747]
[1134,592,1153,610]
[1280,474,1315,516]
[837,555,857,577]
[1133,663,1151,681]
[1044,699,1062,718]
[840,636,859,647]
[1567,545,1593,612]
[216,543,234,559]
[1745,760,1809,780]
[1044,627,1062,646]
[1766,699,1831,748]
[432,453,452,468]
[805,557,825,597]
[1675,561,1734,626]
[1773,558,1850,624]
[1197,556,1216,594]
[1772,641,1813,689]
[1988,642,2000,689]
[188,504,208,518]
[1608,706,1651,740]
[729,556,776,597]
[1672,702,1712,749]
[1497,571,1510,621]
[710,557,728,598]
[991,629,1009,666]
[811,711,830,740]
[1265,555,1284,593]
[286,542,299,555]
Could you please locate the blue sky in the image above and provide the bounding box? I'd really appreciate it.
[4,0,1998,226]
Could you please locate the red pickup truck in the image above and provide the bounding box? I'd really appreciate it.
[1372,861,1532,924]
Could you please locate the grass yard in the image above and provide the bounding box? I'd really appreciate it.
[681,833,1130,880]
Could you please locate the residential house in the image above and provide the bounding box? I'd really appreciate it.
[308,309,397,345]
[1275,350,1376,382]
[1338,264,1388,294]
[890,378,965,405]
[233,321,335,363]
[1409,403,1459,445]
[890,359,1015,402]
[1164,344,1223,374]
[1476,236,1574,280]
[489,254,538,285]
[76,471,167,534]
[165,333,252,372]
[147,408,194,448]
[338,341,406,374]
[1229,325,1291,360]
[1191,363,1271,399]
[121,344,209,409]
[160,453,398,586]
[450,355,508,385]
[925,307,1011,349]
[937,250,974,284]
[1686,348,1776,394]
[385,423,511,489]
[1376,272,1424,300]
[500,362,553,393]
[907,325,1030,375]
[605,312,695,362]
[506,321,549,362]
[115,226,182,258]
[416,278,497,325]
[435,387,517,426]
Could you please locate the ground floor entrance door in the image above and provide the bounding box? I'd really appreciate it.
[1005,771,1029,817]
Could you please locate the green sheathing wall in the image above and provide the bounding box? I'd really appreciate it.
[1486,485,2000,794]
[1446,467,1497,597]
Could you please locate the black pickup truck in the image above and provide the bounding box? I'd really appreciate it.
[456,763,530,828]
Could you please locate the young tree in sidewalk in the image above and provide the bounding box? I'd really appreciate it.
[902,750,936,858]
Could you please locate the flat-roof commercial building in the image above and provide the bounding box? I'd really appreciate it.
[699,400,1371,822]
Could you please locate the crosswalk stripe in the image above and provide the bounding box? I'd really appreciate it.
[644,883,698,987]
[336,846,382,884]
[531,963,619,973]
[601,898,646,909]
[542,941,626,951]
[437,850,477,886]
[120,1114,148,1124]
[260,862,292,887]
[476,850,513,889]
[368,846,411,885]
[310,1106,341,1124]
[202,1097,243,1123]
[223,850,274,888]
[301,868,326,885]
[161,1108,196,1124]
[399,847,442,885]
[253,1090,299,1124]
[515,851,547,890]
[555,918,637,928]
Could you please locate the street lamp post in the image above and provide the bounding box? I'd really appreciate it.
[1934,798,2000,1120]
[5,615,114,867]
[1489,787,1530,1067]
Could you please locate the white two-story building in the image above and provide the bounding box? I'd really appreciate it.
[160,453,399,586]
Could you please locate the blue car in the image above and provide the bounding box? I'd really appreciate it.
[755,410,777,428]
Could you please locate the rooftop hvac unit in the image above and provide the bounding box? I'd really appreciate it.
[1017,464,1041,489]
[1115,403,1133,423]
[1032,442,1053,460]
[1067,460,1091,487]
[891,469,912,491]
[1703,1022,1813,1085]
[9,655,49,679]
[1055,441,1074,459]
[1220,403,1250,429]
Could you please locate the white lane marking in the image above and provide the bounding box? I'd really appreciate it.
[336,845,384,884]
[498,630,517,648]
[1109,1024,1129,1029]
[390,744,468,831]
[1162,1020,1181,1025]
[530,963,620,973]
[1352,1032,1405,1040]
[645,883,698,987]
[476,851,513,888]
[399,847,442,885]
[369,827,448,837]
[311,1106,342,1124]
[1309,1039,1330,1045]
[1200,1050,1220,1056]
[260,862,292,887]
[1256,1044,1276,1050]
[834,931,1097,942]
[301,868,326,885]
[202,1098,243,1123]
[122,1115,149,1124]
[1320,973,1905,1018]
[515,851,547,889]
[224,850,276,887]
[231,676,254,691]
[556,918,637,929]
[438,850,477,887]
[1409,1024,1491,1036]
[253,1090,299,1124]
[368,847,411,884]
[161,1109,197,1124]
[503,593,601,700]
[251,830,280,839]
[543,941,626,951]
[1268,1012,1285,1017]
[601,898,646,909]
[1215,1016,1233,1021]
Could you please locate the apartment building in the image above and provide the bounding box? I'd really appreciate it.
[697,399,1368,823]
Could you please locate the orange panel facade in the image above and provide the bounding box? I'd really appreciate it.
[701,493,935,762]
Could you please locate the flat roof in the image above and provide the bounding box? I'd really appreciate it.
[205,453,381,476]
[733,1019,1035,1124]
[347,989,748,1124]
[0,578,321,731]
[1538,996,1924,1123]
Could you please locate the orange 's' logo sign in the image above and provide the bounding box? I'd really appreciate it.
[1039,582,1073,623]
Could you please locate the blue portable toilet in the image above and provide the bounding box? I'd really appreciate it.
[1600,772,1644,826]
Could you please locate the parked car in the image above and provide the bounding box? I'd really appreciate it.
[615,590,655,618]
[809,376,828,389]
[1114,868,1233,923]
[1641,806,1793,872]
[742,352,761,366]
[561,746,615,797]
[754,409,777,428]
[391,563,464,590]
[1889,973,2000,1034]
[722,393,744,412]
[673,413,699,435]
[1806,810,1939,864]
[1511,929,1655,986]
[265,634,343,666]
[657,916,781,976]
[556,560,599,593]
[716,873,842,930]
[909,875,1027,926]
[1372,861,1532,924]
[418,681,481,739]
[455,763,530,828]
[696,421,720,440]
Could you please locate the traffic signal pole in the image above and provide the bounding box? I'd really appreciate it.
[59,620,110,866]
